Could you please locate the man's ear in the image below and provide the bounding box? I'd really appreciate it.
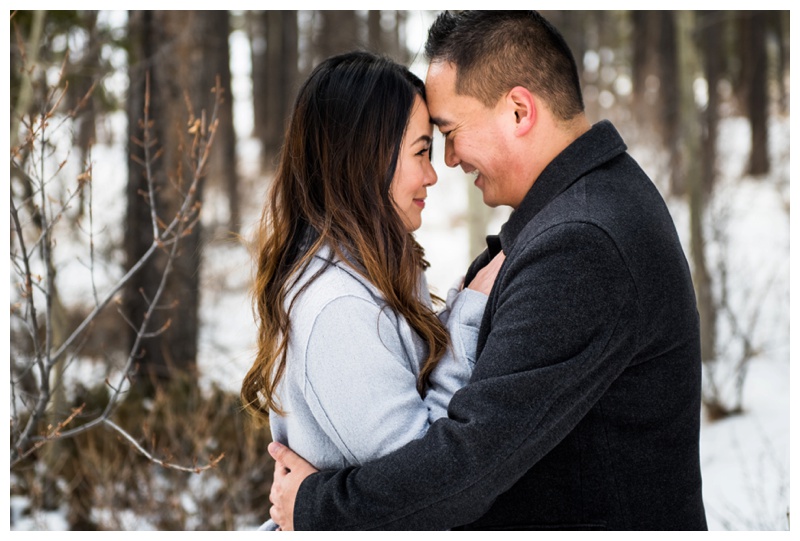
[507,86,535,137]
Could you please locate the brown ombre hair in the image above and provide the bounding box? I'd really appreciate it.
[241,51,450,422]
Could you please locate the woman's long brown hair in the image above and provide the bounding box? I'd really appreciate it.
[241,52,450,423]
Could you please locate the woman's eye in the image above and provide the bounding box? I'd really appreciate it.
[417,146,431,156]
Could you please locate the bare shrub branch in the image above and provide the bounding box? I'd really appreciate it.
[10,47,225,476]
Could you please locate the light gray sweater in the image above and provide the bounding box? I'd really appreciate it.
[259,244,484,530]
[269,243,485,468]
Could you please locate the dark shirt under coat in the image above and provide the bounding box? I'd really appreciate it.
[294,120,708,530]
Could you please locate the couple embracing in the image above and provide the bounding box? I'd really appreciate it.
[242,11,707,531]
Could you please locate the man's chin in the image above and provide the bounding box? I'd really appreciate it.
[481,192,500,208]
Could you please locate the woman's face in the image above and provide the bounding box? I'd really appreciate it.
[390,95,438,232]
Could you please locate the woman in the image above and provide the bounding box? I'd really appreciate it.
[240,52,502,529]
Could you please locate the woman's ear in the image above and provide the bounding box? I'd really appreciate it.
[507,86,535,137]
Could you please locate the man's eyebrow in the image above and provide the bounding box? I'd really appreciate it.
[430,116,450,127]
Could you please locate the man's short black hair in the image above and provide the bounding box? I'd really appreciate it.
[425,11,584,120]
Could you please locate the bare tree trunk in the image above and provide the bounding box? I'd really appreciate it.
[701,10,722,197]
[659,11,682,196]
[71,10,99,206]
[281,12,300,116]
[367,10,383,53]
[249,11,270,166]
[366,10,408,62]
[316,10,360,62]
[677,10,717,387]
[264,10,283,163]
[746,12,769,176]
[631,10,649,111]
[773,11,789,114]
[126,10,216,396]
[391,10,408,64]
[631,11,662,124]
[735,12,754,117]
[257,11,299,171]
[200,11,240,233]
[10,10,45,150]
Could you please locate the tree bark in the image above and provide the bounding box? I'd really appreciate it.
[366,10,407,62]
[315,10,360,62]
[249,11,270,162]
[200,11,240,233]
[746,11,769,176]
[701,10,722,197]
[773,11,789,114]
[677,10,717,376]
[126,10,219,395]
[659,12,682,196]
[630,11,662,123]
[367,10,383,53]
[257,10,298,170]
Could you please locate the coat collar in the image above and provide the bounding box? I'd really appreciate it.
[486,120,627,257]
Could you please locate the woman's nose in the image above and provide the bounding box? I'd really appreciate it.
[424,160,438,187]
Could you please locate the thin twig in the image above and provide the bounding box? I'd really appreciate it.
[12,404,85,465]
[103,419,225,474]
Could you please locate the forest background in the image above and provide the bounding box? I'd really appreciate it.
[6,9,792,531]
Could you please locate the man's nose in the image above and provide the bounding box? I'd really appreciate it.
[443,138,459,168]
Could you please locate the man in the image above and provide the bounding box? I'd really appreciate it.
[268,11,707,530]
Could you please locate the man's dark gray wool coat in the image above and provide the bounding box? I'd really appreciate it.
[294,120,708,531]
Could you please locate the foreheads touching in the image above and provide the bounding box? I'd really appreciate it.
[424,10,584,121]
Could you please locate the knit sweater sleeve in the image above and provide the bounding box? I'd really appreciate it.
[424,286,486,421]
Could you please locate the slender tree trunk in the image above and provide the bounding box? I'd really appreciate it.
[366,10,407,62]
[736,11,754,117]
[367,10,383,53]
[631,11,662,123]
[260,11,298,170]
[200,11,239,233]
[659,11,682,196]
[316,10,360,62]
[264,10,284,161]
[547,10,586,77]
[249,11,270,166]
[126,10,216,395]
[631,10,649,116]
[773,11,789,114]
[701,10,722,197]
[280,11,299,119]
[10,10,45,151]
[746,11,769,176]
[72,10,99,196]
[392,10,408,64]
[677,10,716,377]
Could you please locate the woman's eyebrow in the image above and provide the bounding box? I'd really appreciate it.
[411,134,432,146]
